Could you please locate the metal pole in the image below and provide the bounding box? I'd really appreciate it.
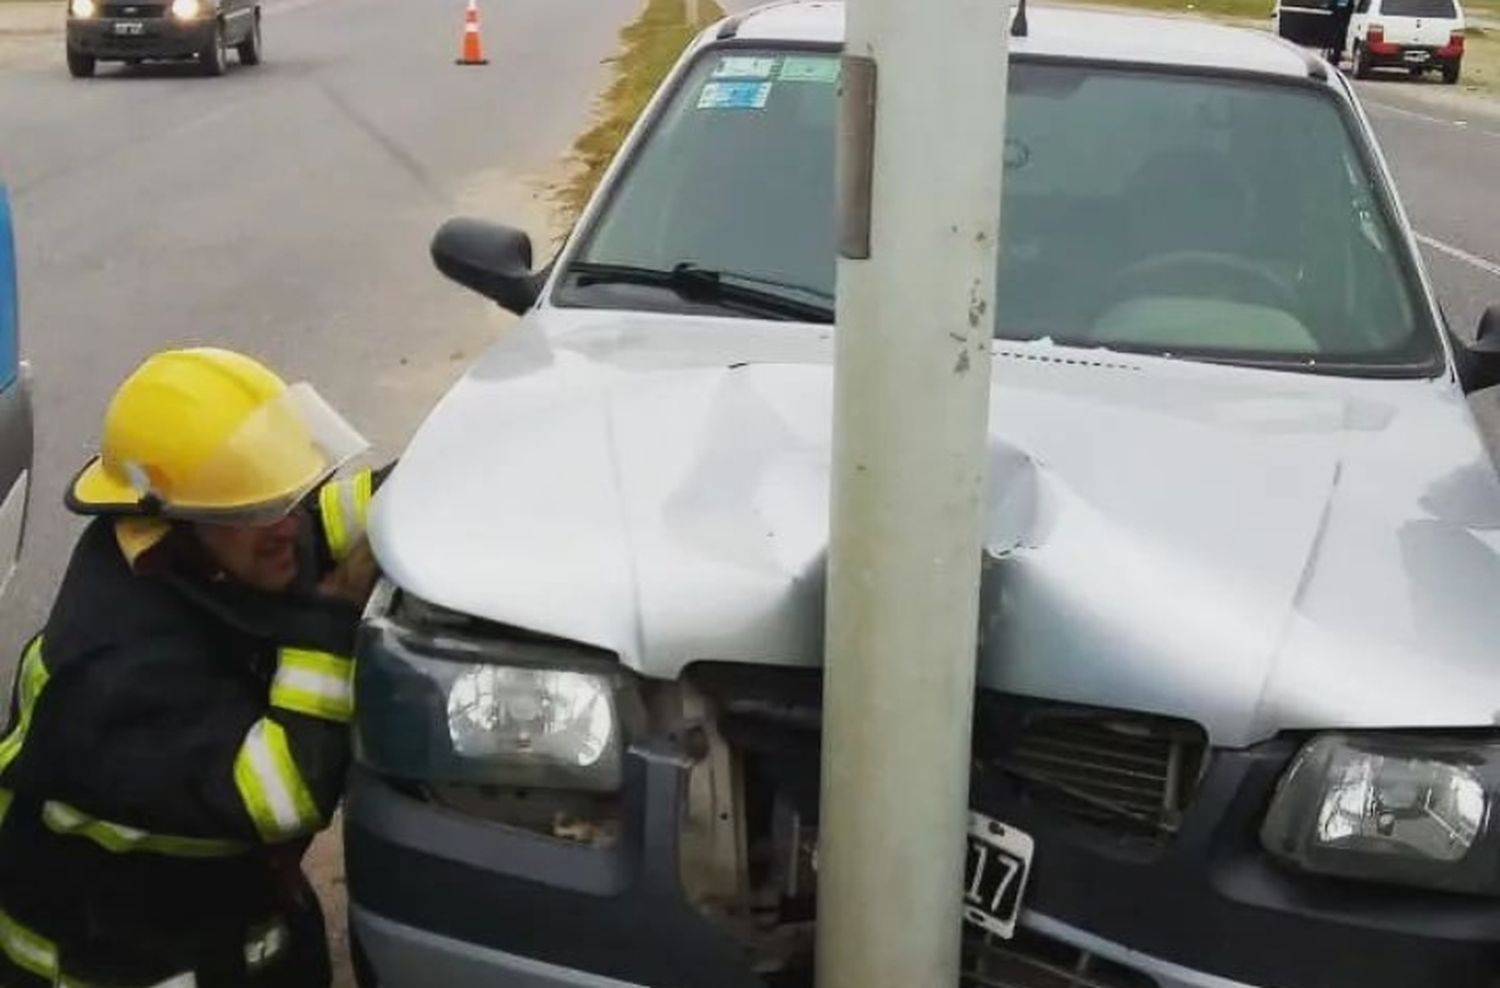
[817,0,1010,982]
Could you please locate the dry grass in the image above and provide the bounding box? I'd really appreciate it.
[549,0,725,233]
[1455,26,1500,93]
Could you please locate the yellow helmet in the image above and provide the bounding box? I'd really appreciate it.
[68,348,368,523]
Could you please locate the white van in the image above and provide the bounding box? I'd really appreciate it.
[1348,0,1466,82]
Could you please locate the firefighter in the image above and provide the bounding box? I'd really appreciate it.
[0,348,386,987]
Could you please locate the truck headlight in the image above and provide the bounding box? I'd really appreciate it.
[70,0,97,18]
[170,0,203,19]
[1261,734,1500,894]
[354,590,637,792]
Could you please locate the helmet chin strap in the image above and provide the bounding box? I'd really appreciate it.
[123,461,165,516]
[123,461,153,497]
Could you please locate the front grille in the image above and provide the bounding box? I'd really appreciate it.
[695,665,1211,841]
[962,928,1158,988]
[101,4,167,16]
[975,700,1207,842]
[685,667,1208,982]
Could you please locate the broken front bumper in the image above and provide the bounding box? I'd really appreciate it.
[345,717,1500,988]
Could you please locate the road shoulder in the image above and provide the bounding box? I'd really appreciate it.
[0,1,60,69]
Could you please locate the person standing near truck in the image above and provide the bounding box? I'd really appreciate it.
[1327,0,1356,64]
[0,348,384,987]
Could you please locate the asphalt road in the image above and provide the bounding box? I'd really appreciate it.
[0,0,663,664]
[1353,81,1500,447]
[1358,81,1500,340]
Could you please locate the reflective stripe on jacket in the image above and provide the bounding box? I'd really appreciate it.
[316,468,374,563]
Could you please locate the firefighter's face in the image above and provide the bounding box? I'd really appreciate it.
[194,513,302,592]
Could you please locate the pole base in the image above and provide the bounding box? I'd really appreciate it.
[455,59,490,65]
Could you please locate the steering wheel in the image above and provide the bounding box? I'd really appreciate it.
[1091,251,1300,332]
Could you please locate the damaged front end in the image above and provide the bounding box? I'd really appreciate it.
[676,663,1207,987]
[348,579,1500,988]
[348,586,1221,988]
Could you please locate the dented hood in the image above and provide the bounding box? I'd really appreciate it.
[373,310,1500,747]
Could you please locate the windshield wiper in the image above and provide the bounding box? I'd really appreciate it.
[567,260,834,323]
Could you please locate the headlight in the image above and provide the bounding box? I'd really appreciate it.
[1261,734,1500,894]
[170,0,203,19]
[69,0,97,18]
[447,666,616,768]
[354,591,636,792]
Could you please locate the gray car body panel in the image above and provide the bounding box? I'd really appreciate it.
[371,304,1500,750]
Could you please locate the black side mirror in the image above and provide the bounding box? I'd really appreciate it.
[431,218,545,316]
[1456,305,1500,394]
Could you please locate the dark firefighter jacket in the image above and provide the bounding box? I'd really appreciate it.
[0,467,382,987]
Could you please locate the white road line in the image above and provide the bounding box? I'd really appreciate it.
[1417,233,1500,279]
[1365,99,1500,138]
[1368,101,1458,126]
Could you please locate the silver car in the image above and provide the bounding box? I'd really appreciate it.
[346,3,1500,987]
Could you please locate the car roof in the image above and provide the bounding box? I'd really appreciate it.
[723,1,1322,81]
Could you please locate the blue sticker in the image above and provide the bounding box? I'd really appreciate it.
[697,81,773,111]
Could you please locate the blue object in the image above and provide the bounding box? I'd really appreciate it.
[696,81,773,111]
[0,188,17,390]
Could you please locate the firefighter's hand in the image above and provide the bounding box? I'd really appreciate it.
[318,539,380,606]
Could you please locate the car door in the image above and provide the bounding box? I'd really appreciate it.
[1276,0,1336,46]
[223,0,254,45]
[0,186,33,599]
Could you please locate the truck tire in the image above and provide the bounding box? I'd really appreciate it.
[236,12,261,66]
[1353,43,1373,79]
[198,22,227,76]
[66,47,95,78]
[1442,60,1460,84]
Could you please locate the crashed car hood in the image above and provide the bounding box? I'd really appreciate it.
[373,309,1500,747]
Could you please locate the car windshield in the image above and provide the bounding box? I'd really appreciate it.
[1383,0,1458,16]
[559,50,1440,374]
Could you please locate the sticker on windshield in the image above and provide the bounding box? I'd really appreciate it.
[713,55,779,79]
[779,56,840,84]
[697,81,773,111]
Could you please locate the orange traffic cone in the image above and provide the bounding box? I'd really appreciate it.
[456,0,489,66]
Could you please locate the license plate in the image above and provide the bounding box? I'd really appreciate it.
[963,812,1034,940]
[113,20,145,35]
[1405,50,1430,61]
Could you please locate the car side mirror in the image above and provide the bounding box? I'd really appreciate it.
[1455,305,1500,393]
[431,218,545,316]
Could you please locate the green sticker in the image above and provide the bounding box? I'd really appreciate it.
[779,56,840,84]
[714,55,780,80]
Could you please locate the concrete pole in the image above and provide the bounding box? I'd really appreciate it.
[817,0,1010,983]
